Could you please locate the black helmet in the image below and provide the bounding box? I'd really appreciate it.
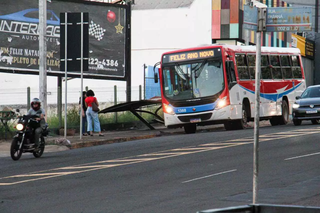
[31,98,41,110]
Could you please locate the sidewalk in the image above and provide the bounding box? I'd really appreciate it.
[1,124,221,158]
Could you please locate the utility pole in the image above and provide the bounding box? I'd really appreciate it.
[126,0,132,102]
[245,0,251,45]
[253,5,266,204]
[39,0,47,118]
[316,0,319,33]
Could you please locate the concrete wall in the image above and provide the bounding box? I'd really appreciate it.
[313,33,320,85]
[302,57,315,87]
[131,0,212,87]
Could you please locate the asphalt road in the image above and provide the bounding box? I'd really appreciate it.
[0,123,320,213]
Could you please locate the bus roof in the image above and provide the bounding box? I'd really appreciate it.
[162,44,301,56]
[224,44,301,54]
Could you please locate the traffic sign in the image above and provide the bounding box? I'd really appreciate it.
[243,5,258,31]
[266,7,312,32]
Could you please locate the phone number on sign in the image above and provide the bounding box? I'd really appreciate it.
[89,58,119,67]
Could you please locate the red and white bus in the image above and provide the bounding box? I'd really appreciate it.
[157,44,306,133]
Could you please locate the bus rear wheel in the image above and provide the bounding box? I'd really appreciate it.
[270,100,289,126]
[184,124,196,134]
[278,100,289,125]
[269,117,279,126]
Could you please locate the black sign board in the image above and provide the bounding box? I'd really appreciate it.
[60,12,89,72]
[305,38,315,59]
[0,0,129,80]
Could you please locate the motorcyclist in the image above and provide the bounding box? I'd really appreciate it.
[27,98,46,150]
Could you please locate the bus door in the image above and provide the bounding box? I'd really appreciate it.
[246,54,269,116]
[290,55,305,98]
[234,54,250,106]
[280,55,296,104]
[259,54,277,117]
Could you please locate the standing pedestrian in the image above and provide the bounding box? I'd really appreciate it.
[85,89,104,136]
[79,91,88,136]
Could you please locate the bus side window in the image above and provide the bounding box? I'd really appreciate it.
[247,54,256,80]
[270,55,282,79]
[235,54,250,80]
[281,55,292,79]
[261,55,272,79]
[291,55,302,78]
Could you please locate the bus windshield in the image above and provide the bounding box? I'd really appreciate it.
[162,59,224,101]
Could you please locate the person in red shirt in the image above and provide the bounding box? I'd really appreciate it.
[85,90,103,136]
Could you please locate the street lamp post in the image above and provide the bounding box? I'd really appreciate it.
[39,0,47,119]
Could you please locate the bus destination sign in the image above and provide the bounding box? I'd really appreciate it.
[162,49,221,64]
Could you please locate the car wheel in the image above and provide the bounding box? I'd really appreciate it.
[293,119,302,126]
[311,119,319,124]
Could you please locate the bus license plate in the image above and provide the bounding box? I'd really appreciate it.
[306,110,317,114]
[190,118,201,123]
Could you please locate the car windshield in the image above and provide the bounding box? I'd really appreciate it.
[162,59,224,101]
[301,87,320,98]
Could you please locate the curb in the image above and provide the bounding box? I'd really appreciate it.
[70,133,162,149]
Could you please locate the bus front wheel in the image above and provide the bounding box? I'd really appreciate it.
[184,124,196,134]
[238,105,248,129]
[224,104,249,130]
[234,104,249,130]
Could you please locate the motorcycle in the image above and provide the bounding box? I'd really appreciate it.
[10,111,49,161]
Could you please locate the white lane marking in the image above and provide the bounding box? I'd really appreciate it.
[182,169,237,184]
[285,152,320,161]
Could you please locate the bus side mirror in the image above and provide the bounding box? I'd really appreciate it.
[153,62,160,83]
[154,73,158,83]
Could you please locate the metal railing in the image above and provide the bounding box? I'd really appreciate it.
[197,204,320,213]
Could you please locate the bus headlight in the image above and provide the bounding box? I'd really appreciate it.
[292,103,300,109]
[16,123,24,131]
[216,97,228,109]
[163,103,174,115]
